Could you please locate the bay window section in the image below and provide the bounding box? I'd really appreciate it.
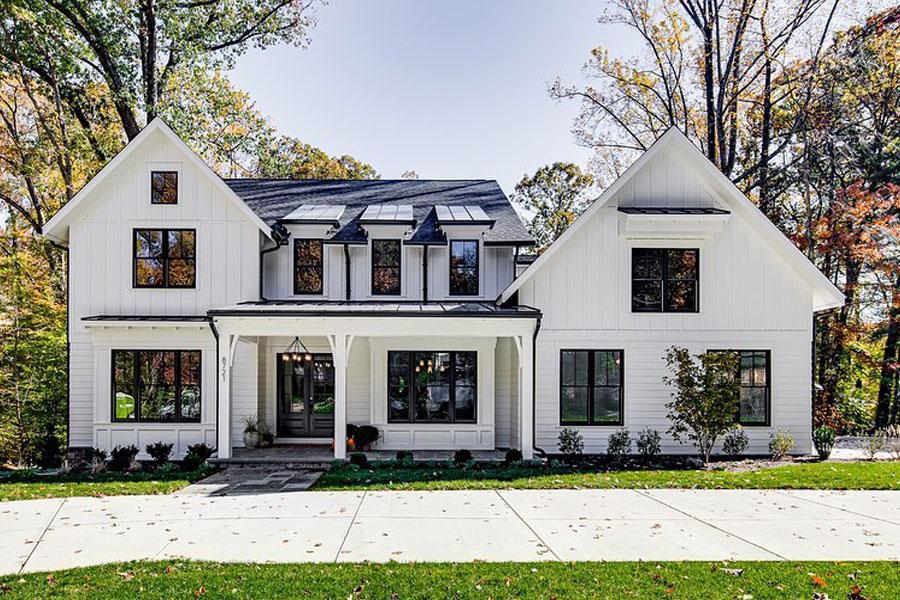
[112,350,202,422]
[387,351,477,423]
[560,349,624,425]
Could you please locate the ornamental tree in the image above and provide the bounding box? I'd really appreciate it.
[662,346,740,463]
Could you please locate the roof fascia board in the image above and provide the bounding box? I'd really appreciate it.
[41,118,272,244]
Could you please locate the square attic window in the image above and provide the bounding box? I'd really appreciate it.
[151,171,178,204]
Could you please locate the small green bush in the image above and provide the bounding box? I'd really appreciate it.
[722,428,749,456]
[813,426,836,460]
[606,429,632,458]
[768,428,796,460]
[395,450,414,462]
[349,452,369,468]
[453,449,473,466]
[88,448,108,464]
[865,431,887,460]
[145,442,174,468]
[558,428,584,456]
[353,425,379,449]
[109,445,139,471]
[636,428,661,457]
[182,443,214,471]
[503,448,523,465]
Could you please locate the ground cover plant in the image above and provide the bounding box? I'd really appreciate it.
[0,466,213,501]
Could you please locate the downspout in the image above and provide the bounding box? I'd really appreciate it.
[422,245,429,302]
[259,224,289,301]
[63,245,71,453]
[208,319,220,454]
[532,314,545,459]
[344,243,352,300]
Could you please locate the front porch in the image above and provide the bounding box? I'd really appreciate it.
[211,302,539,461]
[210,445,509,467]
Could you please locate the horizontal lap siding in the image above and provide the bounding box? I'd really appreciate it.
[521,149,816,455]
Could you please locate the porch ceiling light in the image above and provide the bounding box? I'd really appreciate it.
[283,336,313,362]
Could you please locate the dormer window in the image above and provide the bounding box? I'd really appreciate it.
[372,239,401,295]
[151,171,178,204]
[631,248,699,312]
[449,240,479,296]
[294,239,324,295]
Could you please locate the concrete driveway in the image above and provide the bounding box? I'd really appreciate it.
[2,489,898,574]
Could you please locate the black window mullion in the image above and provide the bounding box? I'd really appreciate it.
[134,351,142,422]
[587,350,595,425]
[449,352,456,422]
[408,353,415,422]
[174,351,182,421]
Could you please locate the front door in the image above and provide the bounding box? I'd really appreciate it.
[277,353,335,437]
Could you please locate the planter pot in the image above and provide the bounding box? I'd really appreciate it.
[243,431,259,449]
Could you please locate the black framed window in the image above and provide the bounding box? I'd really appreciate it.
[388,351,476,423]
[151,171,178,204]
[133,228,196,288]
[560,349,624,425]
[372,239,401,295]
[709,349,771,425]
[294,239,324,295]
[449,240,479,296]
[112,350,201,422]
[632,248,699,312]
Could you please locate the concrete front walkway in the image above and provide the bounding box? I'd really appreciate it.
[2,489,898,574]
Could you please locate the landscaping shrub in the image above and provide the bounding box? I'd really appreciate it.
[182,443,214,471]
[636,428,661,457]
[504,448,523,465]
[453,449,473,466]
[349,452,369,468]
[865,430,887,460]
[606,429,632,458]
[558,427,584,456]
[813,426,836,460]
[353,425,379,450]
[885,425,900,460]
[722,427,749,456]
[145,442,174,468]
[88,448,108,473]
[768,429,795,460]
[395,450,414,465]
[109,445,139,471]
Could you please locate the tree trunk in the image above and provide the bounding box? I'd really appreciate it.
[142,0,158,121]
[758,58,773,217]
[875,274,900,427]
[702,17,717,165]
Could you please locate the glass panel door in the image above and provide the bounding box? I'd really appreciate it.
[276,353,334,437]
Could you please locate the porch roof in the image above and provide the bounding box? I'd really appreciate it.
[207,301,540,319]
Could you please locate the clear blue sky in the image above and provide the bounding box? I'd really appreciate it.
[229,0,636,194]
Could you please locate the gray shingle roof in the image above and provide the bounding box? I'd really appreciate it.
[224,179,533,246]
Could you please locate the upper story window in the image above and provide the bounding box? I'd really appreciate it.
[372,239,401,295]
[632,248,699,313]
[449,240,479,296]
[560,349,624,426]
[388,350,477,423]
[294,239,324,295]
[112,349,201,422]
[133,229,195,288]
[151,171,178,204]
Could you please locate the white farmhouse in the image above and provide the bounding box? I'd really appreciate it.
[42,120,843,461]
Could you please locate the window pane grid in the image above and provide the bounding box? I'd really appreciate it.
[294,239,324,294]
[112,350,201,423]
[151,171,178,204]
[372,239,401,295]
[387,350,476,423]
[560,350,623,425]
[134,229,196,288]
[632,248,698,313]
[710,349,770,426]
[449,240,479,296]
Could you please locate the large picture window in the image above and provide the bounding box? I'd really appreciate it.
[372,239,401,295]
[151,171,178,204]
[388,351,476,423]
[559,349,624,425]
[294,239,324,295]
[133,229,196,288]
[631,248,699,312]
[449,240,479,296]
[112,350,201,422]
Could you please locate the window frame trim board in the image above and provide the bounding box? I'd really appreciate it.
[558,348,625,427]
[110,349,202,423]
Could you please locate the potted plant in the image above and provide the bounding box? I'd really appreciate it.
[257,420,274,448]
[242,416,260,449]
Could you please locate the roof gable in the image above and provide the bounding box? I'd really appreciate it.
[41,118,272,244]
[498,128,844,312]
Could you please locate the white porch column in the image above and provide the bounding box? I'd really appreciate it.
[328,334,354,460]
[216,329,239,459]
[517,333,535,460]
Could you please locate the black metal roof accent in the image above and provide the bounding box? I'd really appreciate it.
[82,315,210,322]
[617,206,731,215]
[207,301,540,319]
[224,179,533,246]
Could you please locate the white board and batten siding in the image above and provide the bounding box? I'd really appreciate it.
[68,127,262,454]
[518,147,816,455]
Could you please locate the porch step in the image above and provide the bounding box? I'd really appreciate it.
[210,457,334,470]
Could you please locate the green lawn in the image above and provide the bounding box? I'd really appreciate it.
[0,468,211,502]
[314,460,900,491]
[0,560,896,599]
